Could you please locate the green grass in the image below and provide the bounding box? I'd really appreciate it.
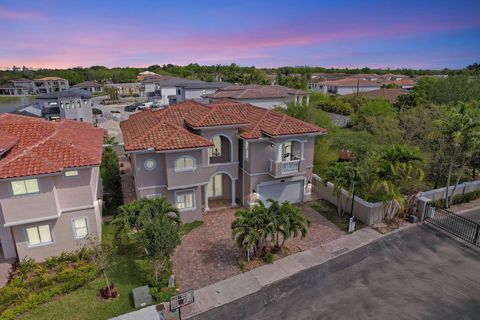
[180,220,204,236]
[309,200,364,232]
[18,224,150,320]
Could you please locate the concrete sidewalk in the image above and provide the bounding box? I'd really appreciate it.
[182,223,415,319]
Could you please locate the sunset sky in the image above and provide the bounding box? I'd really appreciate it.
[1,0,479,69]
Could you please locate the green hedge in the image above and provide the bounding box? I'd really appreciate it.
[431,190,480,208]
[0,249,99,320]
[318,100,354,115]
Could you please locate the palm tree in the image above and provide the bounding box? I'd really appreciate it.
[231,208,262,258]
[277,201,310,249]
[112,197,181,246]
[323,162,350,216]
[374,144,424,222]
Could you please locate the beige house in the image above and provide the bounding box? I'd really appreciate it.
[0,114,104,261]
[120,100,326,223]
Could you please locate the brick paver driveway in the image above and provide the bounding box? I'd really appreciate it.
[172,203,344,290]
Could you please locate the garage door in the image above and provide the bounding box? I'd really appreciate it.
[258,180,303,204]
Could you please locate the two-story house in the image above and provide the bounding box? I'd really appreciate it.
[0,114,104,261]
[33,77,70,94]
[33,88,94,122]
[120,100,326,223]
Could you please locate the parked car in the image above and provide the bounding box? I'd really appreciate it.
[124,103,143,112]
[137,102,153,109]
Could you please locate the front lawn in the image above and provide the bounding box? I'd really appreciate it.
[17,219,204,320]
[18,224,150,320]
[309,200,364,232]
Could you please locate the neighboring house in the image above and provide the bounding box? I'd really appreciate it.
[0,78,35,95]
[72,81,103,93]
[104,83,142,96]
[310,78,382,95]
[142,76,228,106]
[32,88,94,122]
[33,77,69,94]
[0,114,104,261]
[206,85,310,109]
[137,70,159,81]
[380,78,417,89]
[175,81,229,103]
[343,88,409,103]
[120,100,326,223]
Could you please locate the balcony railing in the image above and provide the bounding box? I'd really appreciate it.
[282,160,300,173]
[269,159,301,176]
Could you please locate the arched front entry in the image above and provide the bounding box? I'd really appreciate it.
[204,172,236,210]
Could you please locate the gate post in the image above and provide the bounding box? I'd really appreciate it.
[474,224,480,245]
[417,196,431,222]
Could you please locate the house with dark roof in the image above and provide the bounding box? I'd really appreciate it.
[120,100,326,223]
[141,76,228,106]
[72,81,103,93]
[32,88,94,122]
[206,85,310,109]
[0,114,104,261]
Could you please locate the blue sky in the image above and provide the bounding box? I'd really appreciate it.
[0,0,479,69]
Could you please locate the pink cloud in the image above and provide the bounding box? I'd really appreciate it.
[0,7,44,21]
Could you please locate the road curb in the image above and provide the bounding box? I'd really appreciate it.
[183,223,416,319]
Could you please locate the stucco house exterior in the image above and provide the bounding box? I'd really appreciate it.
[32,88,94,122]
[0,114,104,261]
[120,100,326,223]
[206,85,309,109]
[33,77,70,94]
[309,78,382,95]
[72,81,104,93]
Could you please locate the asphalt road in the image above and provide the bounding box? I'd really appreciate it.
[192,224,480,320]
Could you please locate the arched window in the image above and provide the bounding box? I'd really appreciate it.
[174,156,195,172]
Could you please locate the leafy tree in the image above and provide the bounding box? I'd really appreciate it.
[323,162,350,216]
[100,147,123,216]
[87,235,114,297]
[143,215,181,285]
[439,105,480,207]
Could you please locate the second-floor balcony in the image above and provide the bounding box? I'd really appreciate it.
[208,135,232,164]
[269,159,303,177]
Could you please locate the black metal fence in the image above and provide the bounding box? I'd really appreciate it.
[424,204,480,247]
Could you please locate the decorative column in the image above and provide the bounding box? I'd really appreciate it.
[204,184,209,211]
[231,179,236,207]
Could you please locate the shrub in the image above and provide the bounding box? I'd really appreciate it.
[98,283,119,299]
[318,99,354,115]
[150,286,176,303]
[264,252,275,264]
[0,249,100,320]
[430,190,480,208]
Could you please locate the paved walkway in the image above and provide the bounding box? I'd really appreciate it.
[172,204,344,291]
[120,155,136,204]
[181,224,415,319]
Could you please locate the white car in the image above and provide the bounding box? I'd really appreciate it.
[137,102,153,109]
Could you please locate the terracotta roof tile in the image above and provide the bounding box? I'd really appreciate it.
[0,114,104,179]
[121,100,326,152]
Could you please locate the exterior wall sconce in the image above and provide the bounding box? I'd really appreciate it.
[306,181,312,194]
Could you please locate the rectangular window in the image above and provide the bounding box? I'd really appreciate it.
[245,141,249,161]
[11,179,39,196]
[72,217,88,239]
[176,190,194,210]
[64,170,79,177]
[25,224,52,246]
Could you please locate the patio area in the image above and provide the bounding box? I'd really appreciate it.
[172,202,345,290]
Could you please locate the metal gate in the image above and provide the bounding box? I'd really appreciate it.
[424,203,480,247]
